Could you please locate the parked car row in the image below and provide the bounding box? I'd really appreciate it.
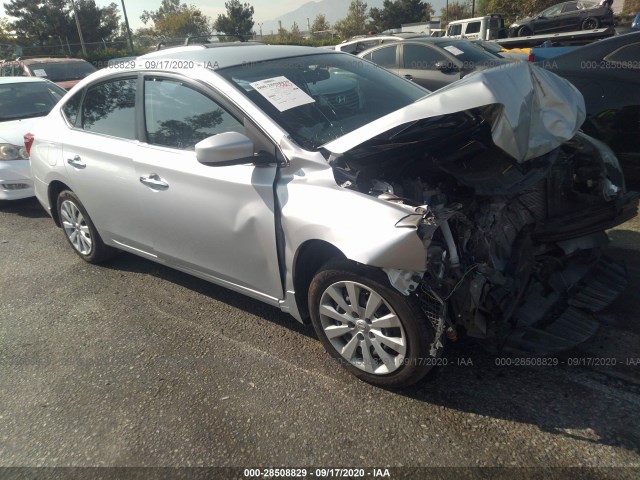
[0,57,96,90]
[0,77,66,200]
[2,36,638,388]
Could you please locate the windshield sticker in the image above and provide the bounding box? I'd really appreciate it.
[32,69,48,77]
[249,76,315,112]
[443,45,465,56]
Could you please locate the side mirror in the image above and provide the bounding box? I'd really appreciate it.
[195,132,255,166]
[435,60,458,72]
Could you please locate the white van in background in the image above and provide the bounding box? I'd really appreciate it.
[445,14,507,40]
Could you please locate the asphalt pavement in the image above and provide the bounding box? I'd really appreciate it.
[1,197,639,477]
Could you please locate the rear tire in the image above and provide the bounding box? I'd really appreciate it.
[582,17,599,30]
[309,259,440,388]
[56,190,117,264]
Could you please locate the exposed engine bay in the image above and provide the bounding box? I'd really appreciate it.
[331,109,639,355]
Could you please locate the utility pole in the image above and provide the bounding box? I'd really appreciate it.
[472,0,475,17]
[120,0,135,54]
[257,22,263,39]
[69,0,87,56]
[307,17,311,35]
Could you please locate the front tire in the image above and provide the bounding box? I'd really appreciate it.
[582,17,599,30]
[57,190,116,263]
[518,25,533,37]
[309,260,440,388]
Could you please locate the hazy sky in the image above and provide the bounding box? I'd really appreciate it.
[0,0,307,30]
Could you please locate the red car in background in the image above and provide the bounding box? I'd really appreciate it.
[0,57,96,90]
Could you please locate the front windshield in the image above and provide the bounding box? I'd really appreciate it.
[27,61,96,82]
[217,53,428,150]
[0,81,65,121]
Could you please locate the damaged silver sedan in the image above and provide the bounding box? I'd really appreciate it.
[29,45,638,387]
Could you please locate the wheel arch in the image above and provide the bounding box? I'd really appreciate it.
[292,239,346,323]
[48,180,72,227]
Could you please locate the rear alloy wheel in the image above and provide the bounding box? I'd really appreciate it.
[309,260,439,388]
[582,17,599,30]
[518,26,533,37]
[57,190,116,263]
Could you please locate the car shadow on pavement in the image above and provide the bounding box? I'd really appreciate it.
[403,337,638,451]
[103,251,315,340]
[103,231,640,454]
[0,197,48,218]
[395,231,640,454]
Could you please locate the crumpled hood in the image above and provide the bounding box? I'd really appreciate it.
[0,118,38,146]
[323,61,586,163]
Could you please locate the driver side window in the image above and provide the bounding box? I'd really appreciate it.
[144,77,244,150]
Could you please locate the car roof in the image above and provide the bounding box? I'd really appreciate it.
[139,44,334,69]
[0,76,53,85]
[10,57,90,65]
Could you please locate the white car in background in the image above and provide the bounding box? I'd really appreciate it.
[0,77,65,200]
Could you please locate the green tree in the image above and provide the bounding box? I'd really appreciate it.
[311,13,330,33]
[0,17,17,57]
[4,0,120,47]
[370,0,434,32]
[623,0,640,13]
[0,17,15,43]
[141,0,182,24]
[483,0,559,24]
[70,0,121,43]
[334,0,371,38]
[140,0,210,38]
[290,21,302,39]
[441,1,471,22]
[476,0,490,15]
[4,0,69,45]
[213,0,255,36]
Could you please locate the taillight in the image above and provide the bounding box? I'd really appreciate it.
[24,133,34,156]
[528,53,535,62]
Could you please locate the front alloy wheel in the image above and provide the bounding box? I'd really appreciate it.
[309,260,439,388]
[318,280,407,375]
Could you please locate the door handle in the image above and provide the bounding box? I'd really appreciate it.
[67,155,86,169]
[404,74,414,81]
[139,173,169,190]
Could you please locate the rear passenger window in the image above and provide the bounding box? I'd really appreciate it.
[144,78,243,150]
[62,89,83,126]
[403,44,447,69]
[369,46,397,68]
[81,78,136,140]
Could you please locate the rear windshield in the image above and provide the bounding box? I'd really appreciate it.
[27,61,96,82]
